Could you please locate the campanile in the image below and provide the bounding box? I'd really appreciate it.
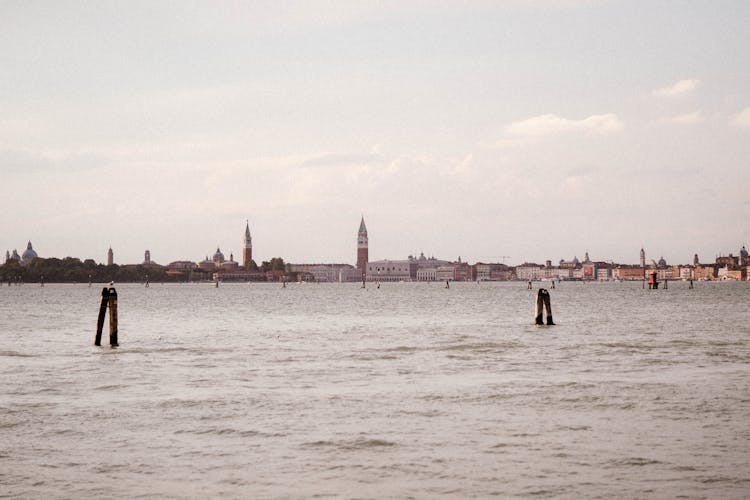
[357,217,368,276]
[243,221,253,269]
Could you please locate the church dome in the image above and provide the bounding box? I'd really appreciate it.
[21,241,37,265]
[658,256,667,267]
[213,247,225,264]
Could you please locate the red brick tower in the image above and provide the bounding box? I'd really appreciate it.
[357,216,368,277]
[243,220,253,269]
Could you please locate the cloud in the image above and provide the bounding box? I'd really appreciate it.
[505,113,623,136]
[663,111,704,125]
[652,79,700,98]
[730,107,750,128]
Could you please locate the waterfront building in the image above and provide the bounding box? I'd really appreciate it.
[287,263,355,282]
[475,263,512,281]
[515,263,544,281]
[694,264,716,280]
[680,266,694,280]
[614,265,645,280]
[596,267,612,280]
[582,263,596,279]
[435,265,457,282]
[357,217,368,277]
[416,267,437,281]
[367,259,416,281]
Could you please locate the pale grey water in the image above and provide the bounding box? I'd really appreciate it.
[1,281,749,499]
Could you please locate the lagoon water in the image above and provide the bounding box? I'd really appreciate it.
[1,281,749,498]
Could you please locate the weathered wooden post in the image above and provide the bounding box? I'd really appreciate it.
[108,287,118,347]
[664,278,668,290]
[527,280,532,290]
[94,287,110,346]
[534,288,554,325]
[40,275,44,287]
[689,279,694,289]
[445,280,450,289]
[361,273,366,289]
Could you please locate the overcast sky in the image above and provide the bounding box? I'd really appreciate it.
[2,0,749,266]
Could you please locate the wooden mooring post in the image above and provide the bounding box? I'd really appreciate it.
[534,288,554,325]
[94,285,119,347]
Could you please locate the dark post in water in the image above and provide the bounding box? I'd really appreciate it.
[94,287,110,346]
[94,285,119,347]
[108,287,118,347]
[535,288,554,325]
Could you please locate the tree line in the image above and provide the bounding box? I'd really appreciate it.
[0,256,289,283]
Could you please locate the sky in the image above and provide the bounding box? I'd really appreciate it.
[2,0,749,266]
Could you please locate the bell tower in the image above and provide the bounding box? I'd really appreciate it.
[357,217,368,276]
[243,220,253,270]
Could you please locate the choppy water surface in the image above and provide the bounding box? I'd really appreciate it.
[1,281,749,498]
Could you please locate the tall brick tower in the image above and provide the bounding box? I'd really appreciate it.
[107,247,113,266]
[243,220,253,269]
[357,216,368,276]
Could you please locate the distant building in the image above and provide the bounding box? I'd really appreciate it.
[167,260,196,270]
[288,263,356,282]
[144,250,151,265]
[474,263,511,281]
[107,247,113,266]
[640,248,646,268]
[614,265,645,280]
[220,255,239,271]
[559,256,580,269]
[6,249,21,264]
[416,267,437,281]
[357,217,368,277]
[212,247,225,266]
[19,241,38,266]
[516,263,544,281]
[367,259,416,281]
[243,221,253,270]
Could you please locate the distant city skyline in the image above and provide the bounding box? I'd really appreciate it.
[1,2,749,264]
[4,219,748,269]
